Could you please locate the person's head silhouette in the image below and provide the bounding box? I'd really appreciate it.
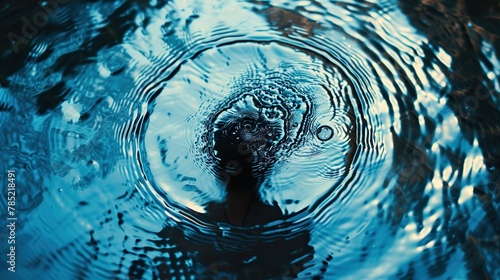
[212,112,284,226]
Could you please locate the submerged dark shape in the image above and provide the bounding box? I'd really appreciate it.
[212,109,284,226]
[148,72,318,278]
[203,72,314,227]
[130,221,313,279]
[138,96,316,277]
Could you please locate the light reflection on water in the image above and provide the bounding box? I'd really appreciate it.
[0,0,499,279]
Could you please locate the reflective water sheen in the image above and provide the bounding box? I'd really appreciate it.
[1,0,499,279]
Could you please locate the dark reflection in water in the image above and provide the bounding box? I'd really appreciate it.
[0,0,499,279]
[211,112,283,226]
[130,222,313,279]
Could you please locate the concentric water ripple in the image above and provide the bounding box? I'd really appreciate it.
[145,41,356,222]
[1,0,499,279]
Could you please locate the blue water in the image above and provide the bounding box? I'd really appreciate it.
[1,0,499,279]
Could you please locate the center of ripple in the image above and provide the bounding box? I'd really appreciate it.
[210,78,309,176]
[144,41,355,227]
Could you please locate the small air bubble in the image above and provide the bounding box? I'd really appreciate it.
[58,188,63,192]
[316,125,333,141]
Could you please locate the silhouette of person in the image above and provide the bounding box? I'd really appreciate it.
[211,114,284,226]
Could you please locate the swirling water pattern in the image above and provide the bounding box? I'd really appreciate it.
[0,0,499,279]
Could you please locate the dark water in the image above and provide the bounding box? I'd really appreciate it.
[1,0,499,279]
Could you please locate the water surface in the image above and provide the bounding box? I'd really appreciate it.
[0,0,499,279]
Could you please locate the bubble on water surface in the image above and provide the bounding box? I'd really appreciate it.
[316,125,334,141]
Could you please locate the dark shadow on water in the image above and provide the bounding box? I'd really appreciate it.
[129,112,315,279]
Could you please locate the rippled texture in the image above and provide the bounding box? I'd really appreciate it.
[0,0,499,279]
